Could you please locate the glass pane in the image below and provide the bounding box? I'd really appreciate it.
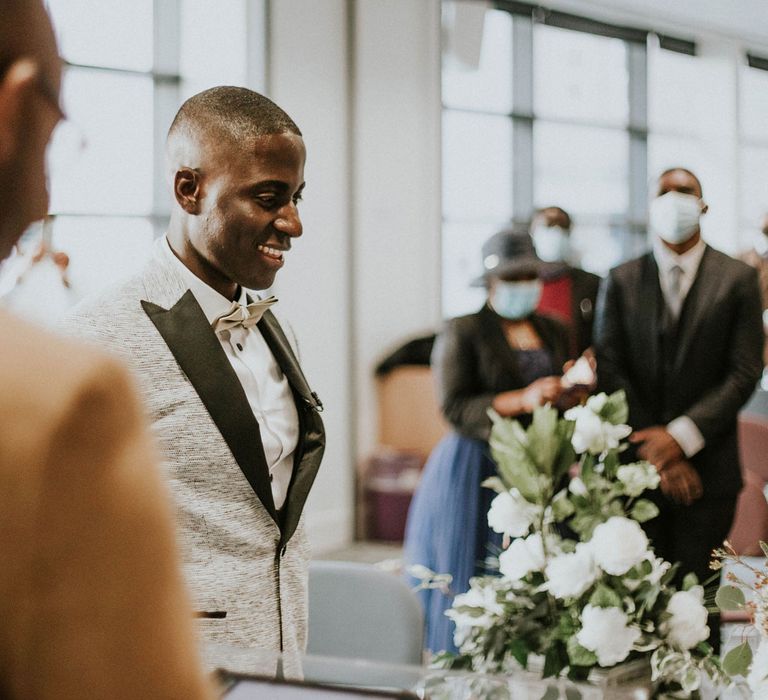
[443,111,513,222]
[740,66,768,143]
[46,0,153,72]
[442,4,513,114]
[647,134,707,185]
[48,67,154,216]
[740,146,768,228]
[50,216,155,299]
[441,220,495,319]
[534,25,628,126]
[648,45,705,135]
[534,122,628,217]
[180,0,248,98]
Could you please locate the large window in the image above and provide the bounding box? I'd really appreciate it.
[440,1,766,319]
[739,59,768,245]
[25,0,260,299]
[441,1,650,317]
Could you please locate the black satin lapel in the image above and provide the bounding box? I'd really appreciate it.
[258,311,320,410]
[478,304,522,379]
[673,247,713,373]
[256,310,325,543]
[141,290,278,523]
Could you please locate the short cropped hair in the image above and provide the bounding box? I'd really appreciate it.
[168,86,301,145]
[657,167,703,196]
[535,206,572,230]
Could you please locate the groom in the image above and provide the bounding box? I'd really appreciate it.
[64,87,325,653]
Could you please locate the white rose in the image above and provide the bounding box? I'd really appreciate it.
[590,516,649,575]
[564,405,631,455]
[498,533,547,581]
[487,488,539,537]
[664,587,710,650]
[546,543,599,599]
[447,583,504,646]
[586,393,608,413]
[577,604,640,667]
[748,640,768,697]
[617,462,661,497]
[568,476,588,497]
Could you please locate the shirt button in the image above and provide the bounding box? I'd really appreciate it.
[269,473,274,482]
[236,342,243,351]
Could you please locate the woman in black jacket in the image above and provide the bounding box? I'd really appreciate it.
[403,226,574,655]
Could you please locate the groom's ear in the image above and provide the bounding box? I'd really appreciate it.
[174,167,203,214]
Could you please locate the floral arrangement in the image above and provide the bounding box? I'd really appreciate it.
[712,541,768,695]
[431,392,729,696]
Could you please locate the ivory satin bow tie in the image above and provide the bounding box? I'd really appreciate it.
[212,296,278,333]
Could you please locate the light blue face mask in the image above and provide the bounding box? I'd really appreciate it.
[490,280,542,320]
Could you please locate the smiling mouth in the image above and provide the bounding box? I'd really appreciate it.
[257,244,285,262]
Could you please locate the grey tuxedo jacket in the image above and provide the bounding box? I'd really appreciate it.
[594,246,763,496]
[61,251,325,654]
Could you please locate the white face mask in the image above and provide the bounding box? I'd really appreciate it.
[532,226,569,263]
[649,191,702,245]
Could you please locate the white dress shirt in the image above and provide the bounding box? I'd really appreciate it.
[160,237,298,510]
[652,236,706,458]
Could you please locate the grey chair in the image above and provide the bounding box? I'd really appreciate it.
[307,560,424,666]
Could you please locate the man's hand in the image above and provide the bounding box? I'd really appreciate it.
[630,426,685,470]
[658,460,703,506]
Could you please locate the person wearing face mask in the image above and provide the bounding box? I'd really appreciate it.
[531,206,600,356]
[403,226,574,655]
[594,167,763,651]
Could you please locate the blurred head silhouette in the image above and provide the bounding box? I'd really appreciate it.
[0,0,63,261]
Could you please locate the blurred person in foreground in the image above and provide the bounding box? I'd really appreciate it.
[404,226,582,654]
[63,87,325,654]
[531,206,600,355]
[594,167,763,650]
[739,211,768,365]
[0,1,214,698]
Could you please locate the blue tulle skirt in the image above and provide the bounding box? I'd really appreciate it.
[403,433,501,654]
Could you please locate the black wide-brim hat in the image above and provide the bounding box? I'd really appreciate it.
[471,224,560,287]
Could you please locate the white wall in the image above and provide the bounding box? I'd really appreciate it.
[352,0,443,460]
[268,0,354,554]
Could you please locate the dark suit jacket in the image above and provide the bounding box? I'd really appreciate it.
[569,266,601,354]
[594,246,763,497]
[434,304,571,441]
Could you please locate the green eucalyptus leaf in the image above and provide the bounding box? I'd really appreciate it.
[761,541,768,558]
[601,390,629,424]
[528,404,561,475]
[722,641,752,677]
[715,585,746,611]
[508,637,530,668]
[681,665,701,693]
[589,584,622,608]
[552,490,575,521]
[681,572,699,591]
[567,636,598,666]
[630,499,660,523]
[543,642,568,678]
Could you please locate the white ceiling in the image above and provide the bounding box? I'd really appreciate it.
[542,0,768,51]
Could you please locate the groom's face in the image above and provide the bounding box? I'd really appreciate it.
[190,131,306,294]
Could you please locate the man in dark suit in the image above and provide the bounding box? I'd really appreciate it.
[531,206,600,355]
[594,167,763,647]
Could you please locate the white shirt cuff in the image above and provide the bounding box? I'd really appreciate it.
[667,416,705,458]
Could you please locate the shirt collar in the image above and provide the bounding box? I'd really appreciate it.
[158,236,247,325]
[652,235,706,277]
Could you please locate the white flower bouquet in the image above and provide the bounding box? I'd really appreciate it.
[432,391,729,697]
